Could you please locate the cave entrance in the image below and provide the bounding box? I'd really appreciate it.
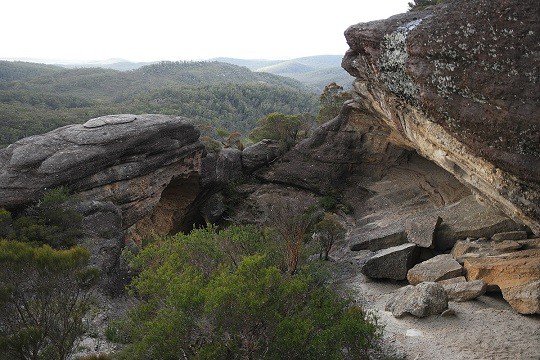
[129,172,205,244]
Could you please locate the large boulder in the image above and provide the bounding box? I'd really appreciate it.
[361,243,418,280]
[407,254,462,285]
[342,0,540,235]
[464,249,540,314]
[215,148,243,184]
[385,282,448,318]
[241,139,281,173]
[0,114,204,233]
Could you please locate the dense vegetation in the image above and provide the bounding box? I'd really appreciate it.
[0,61,319,147]
[114,225,381,359]
[0,189,96,360]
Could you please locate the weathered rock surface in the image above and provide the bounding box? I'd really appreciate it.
[407,254,462,285]
[385,282,448,318]
[437,276,466,285]
[491,231,528,241]
[342,0,540,235]
[0,114,204,235]
[73,200,127,293]
[451,238,524,263]
[433,196,526,251]
[0,114,206,290]
[406,214,442,248]
[215,148,243,184]
[361,243,418,280]
[200,192,226,224]
[464,249,540,314]
[443,280,487,302]
[241,139,281,173]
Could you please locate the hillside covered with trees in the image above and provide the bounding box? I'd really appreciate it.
[0,61,319,147]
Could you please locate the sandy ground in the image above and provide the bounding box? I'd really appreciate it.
[333,254,540,360]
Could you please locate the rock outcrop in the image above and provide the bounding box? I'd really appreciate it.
[0,114,205,289]
[342,0,540,235]
[0,114,204,236]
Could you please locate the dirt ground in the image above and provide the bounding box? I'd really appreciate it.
[333,253,540,360]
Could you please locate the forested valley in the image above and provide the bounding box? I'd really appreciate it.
[0,60,320,147]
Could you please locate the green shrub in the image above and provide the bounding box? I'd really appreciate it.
[116,225,381,359]
[0,241,93,360]
[11,187,82,249]
[319,195,338,211]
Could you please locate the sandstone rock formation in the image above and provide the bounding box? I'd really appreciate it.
[0,114,205,289]
[464,249,540,314]
[0,114,204,236]
[342,0,540,235]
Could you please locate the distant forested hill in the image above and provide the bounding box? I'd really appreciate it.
[0,61,318,147]
[211,55,354,91]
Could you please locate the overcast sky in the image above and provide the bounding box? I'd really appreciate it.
[2,0,410,62]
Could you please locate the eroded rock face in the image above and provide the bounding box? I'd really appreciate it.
[464,249,540,314]
[0,114,204,239]
[342,0,540,234]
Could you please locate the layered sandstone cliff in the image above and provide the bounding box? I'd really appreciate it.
[342,0,539,234]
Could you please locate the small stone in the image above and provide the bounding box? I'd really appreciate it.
[441,309,456,317]
[405,329,423,337]
[517,238,540,250]
[438,276,466,285]
[491,231,528,241]
[443,279,487,302]
[407,254,463,285]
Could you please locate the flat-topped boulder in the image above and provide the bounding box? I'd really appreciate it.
[407,254,462,285]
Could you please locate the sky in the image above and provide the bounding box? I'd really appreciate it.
[2,0,410,63]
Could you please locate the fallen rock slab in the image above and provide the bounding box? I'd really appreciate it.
[407,254,462,285]
[406,214,442,248]
[464,249,540,314]
[443,280,487,302]
[385,282,448,318]
[491,231,528,241]
[361,243,418,280]
[350,224,407,251]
